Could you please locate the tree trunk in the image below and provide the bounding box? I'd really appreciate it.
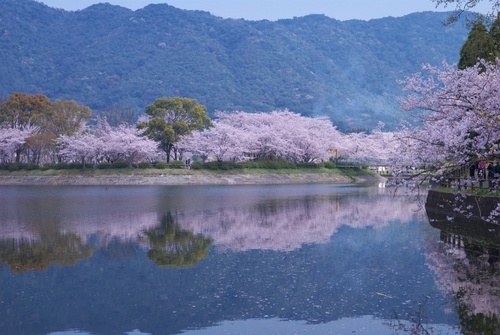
[15,148,22,163]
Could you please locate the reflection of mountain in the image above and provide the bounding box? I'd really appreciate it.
[425,212,500,334]
[143,213,212,267]
[0,233,93,272]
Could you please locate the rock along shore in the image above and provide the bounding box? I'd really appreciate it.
[0,172,385,186]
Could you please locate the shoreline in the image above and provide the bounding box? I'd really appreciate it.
[0,172,385,186]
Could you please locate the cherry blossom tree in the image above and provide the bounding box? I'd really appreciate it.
[178,120,244,162]
[57,119,160,168]
[0,125,39,163]
[398,60,500,177]
[178,110,343,163]
[103,123,160,167]
[57,132,105,168]
[0,93,94,165]
[338,124,403,165]
[275,112,342,163]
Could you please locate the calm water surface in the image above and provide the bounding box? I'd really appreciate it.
[0,184,498,335]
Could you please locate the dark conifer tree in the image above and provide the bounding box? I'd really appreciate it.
[458,20,496,69]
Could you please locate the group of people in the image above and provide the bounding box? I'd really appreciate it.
[469,160,500,180]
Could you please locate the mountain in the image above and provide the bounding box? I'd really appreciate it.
[0,0,470,130]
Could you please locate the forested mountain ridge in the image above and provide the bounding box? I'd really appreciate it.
[0,0,470,130]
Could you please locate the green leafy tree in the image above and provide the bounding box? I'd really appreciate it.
[488,12,500,55]
[39,99,92,136]
[0,93,92,163]
[0,92,51,128]
[458,20,496,69]
[0,93,52,162]
[139,97,212,162]
[24,100,92,163]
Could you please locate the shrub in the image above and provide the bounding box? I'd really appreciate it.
[323,161,337,169]
[138,161,153,169]
[203,161,242,170]
[3,163,21,171]
[169,160,186,169]
[20,163,40,171]
[296,162,321,169]
[68,162,84,169]
[190,161,203,170]
[97,162,113,169]
[112,160,129,169]
[50,162,70,170]
[154,161,168,169]
[242,160,296,169]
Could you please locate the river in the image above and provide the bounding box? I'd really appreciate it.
[0,184,498,334]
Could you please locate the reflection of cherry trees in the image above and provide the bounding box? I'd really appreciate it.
[0,188,424,255]
[175,193,424,251]
[425,231,500,333]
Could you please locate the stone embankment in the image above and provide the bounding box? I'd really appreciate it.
[0,172,384,186]
[426,189,500,224]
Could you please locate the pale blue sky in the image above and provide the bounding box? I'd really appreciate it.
[39,0,491,21]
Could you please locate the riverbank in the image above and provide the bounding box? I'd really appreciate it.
[0,170,385,186]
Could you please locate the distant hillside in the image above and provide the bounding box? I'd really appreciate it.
[0,0,470,130]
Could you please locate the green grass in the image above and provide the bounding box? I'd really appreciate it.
[433,185,500,197]
[0,166,370,178]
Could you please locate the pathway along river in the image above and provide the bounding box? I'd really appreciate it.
[0,171,356,186]
[0,183,498,334]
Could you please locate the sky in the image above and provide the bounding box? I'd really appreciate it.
[39,0,491,21]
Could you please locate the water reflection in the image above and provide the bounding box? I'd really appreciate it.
[0,185,461,335]
[0,185,423,262]
[426,209,500,334]
[142,213,212,267]
[0,233,93,272]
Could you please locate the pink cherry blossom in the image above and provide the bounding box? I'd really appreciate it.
[57,119,160,167]
[399,60,500,172]
[179,110,343,163]
[0,125,39,163]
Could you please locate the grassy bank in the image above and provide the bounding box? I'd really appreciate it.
[431,185,500,198]
[0,167,367,178]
